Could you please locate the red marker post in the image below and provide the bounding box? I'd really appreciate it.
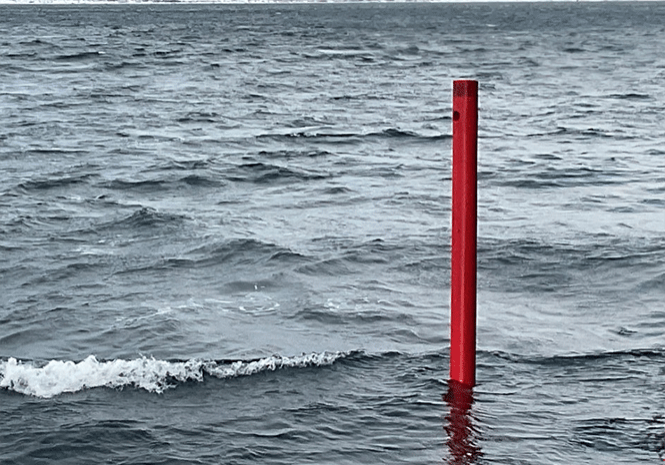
[450,80,478,388]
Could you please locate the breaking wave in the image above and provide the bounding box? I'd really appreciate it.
[0,352,349,398]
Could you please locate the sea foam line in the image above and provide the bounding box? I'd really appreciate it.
[0,352,347,398]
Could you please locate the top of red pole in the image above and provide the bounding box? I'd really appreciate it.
[453,80,478,98]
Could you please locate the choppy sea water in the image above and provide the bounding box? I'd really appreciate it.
[1,2,665,463]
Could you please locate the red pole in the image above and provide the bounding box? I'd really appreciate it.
[450,80,478,387]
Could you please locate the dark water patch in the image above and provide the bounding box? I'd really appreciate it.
[377,128,451,142]
[321,186,353,195]
[339,238,401,266]
[608,205,638,213]
[0,241,23,252]
[612,327,638,337]
[5,51,38,59]
[480,236,665,269]
[177,238,309,270]
[256,149,333,160]
[293,305,420,328]
[178,174,223,188]
[176,111,222,124]
[102,178,168,192]
[478,236,665,295]
[641,197,665,206]
[102,60,147,72]
[361,164,405,179]
[257,128,450,144]
[295,257,354,277]
[579,128,620,138]
[3,214,72,233]
[296,237,435,278]
[99,207,189,232]
[20,148,90,156]
[285,116,335,129]
[496,165,622,189]
[153,49,184,58]
[34,99,88,110]
[17,38,57,47]
[562,46,586,54]
[17,173,95,192]
[55,51,105,62]
[147,158,212,173]
[329,93,378,101]
[380,128,425,139]
[487,347,665,366]
[608,93,651,100]
[19,260,110,291]
[528,126,631,140]
[225,162,329,184]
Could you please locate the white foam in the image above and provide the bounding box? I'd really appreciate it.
[205,351,344,378]
[0,352,347,398]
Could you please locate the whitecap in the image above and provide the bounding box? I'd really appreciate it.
[0,351,348,398]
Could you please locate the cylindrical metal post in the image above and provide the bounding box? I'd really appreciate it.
[450,80,478,387]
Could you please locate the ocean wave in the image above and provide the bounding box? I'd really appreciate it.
[102,179,168,192]
[0,351,350,398]
[485,348,665,366]
[104,207,189,230]
[256,128,450,143]
[608,93,651,101]
[55,51,105,62]
[225,161,329,184]
[17,173,96,192]
[182,238,309,267]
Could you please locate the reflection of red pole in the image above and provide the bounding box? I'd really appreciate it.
[444,380,482,464]
[450,80,478,388]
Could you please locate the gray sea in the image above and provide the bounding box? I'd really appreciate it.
[1,2,665,463]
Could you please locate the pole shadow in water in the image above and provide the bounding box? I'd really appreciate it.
[443,380,483,465]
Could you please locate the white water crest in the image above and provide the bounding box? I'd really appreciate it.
[0,352,348,398]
